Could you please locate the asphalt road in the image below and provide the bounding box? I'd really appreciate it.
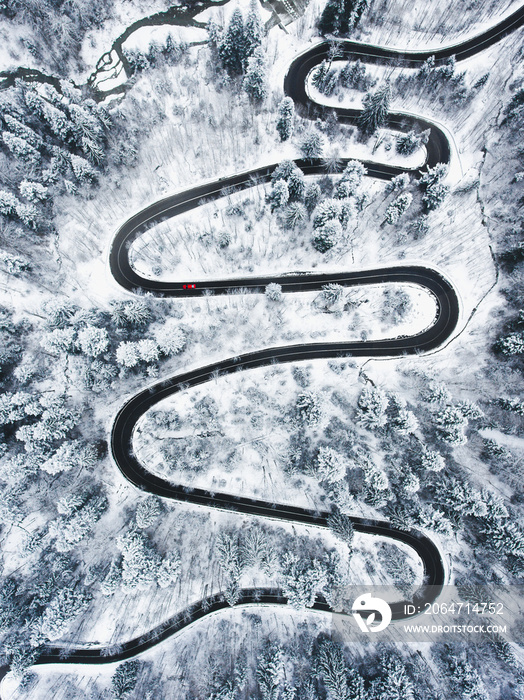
[27,4,524,670]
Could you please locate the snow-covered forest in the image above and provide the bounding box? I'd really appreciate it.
[0,0,523,697]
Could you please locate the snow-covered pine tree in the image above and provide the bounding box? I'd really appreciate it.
[244,0,263,57]
[276,97,294,141]
[135,496,161,528]
[300,131,324,161]
[358,81,391,136]
[77,326,109,357]
[2,132,40,166]
[219,8,247,76]
[314,639,351,700]
[243,47,267,102]
[384,192,413,224]
[256,643,284,700]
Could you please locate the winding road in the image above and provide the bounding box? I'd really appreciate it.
[23,2,524,672]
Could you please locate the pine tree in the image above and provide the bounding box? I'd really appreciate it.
[315,446,347,483]
[272,160,305,200]
[216,531,243,585]
[265,282,283,302]
[0,189,19,216]
[34,94,71,142]
[243,47,267,102]
[437,55,456,81]
[37,587,90,643]
[111,299,151,328]
[40,327,77,354]
[356,386,389,428]
[312,60,331,92]
[154,321,186,355]
[417,55,435,81]
[257,643,284,700]
[434,405,468,444]
[346,669,367,700]
[16,201,39,229]
[391,405,418,434]
[384,192,413,224]
[358,81,391,135]
[386,173,410,193]
[0,250,30,275]
[68,102,103,142]
[396,129,430,155]
[242,526,272,568]
[313,220,342,252]
[267,179,289,211]
[312,198,341,228]
[417,164,449,211]
[116,341,140,368]
[420,163,447,187]
[135,496,161,528]
[422,182,448,211]
[157,555,181,588]
[42,440,97,475]
[420,446,445,472]
[3,115,41,147]
[498,396,524,415]
[422,382,451,404]
[328,510,355,546]
[50,494,107,552]
[350,0,369,29]
[276,97,294,141]
[364,465,389,506]
[318,0,343,35]
[77,326,109,357]
[219,8,247,76]
[314,639,350,700]
[70,154,97,183]
[0,391,40,426]
[101,559,122,596]
[318,0,368,35]
[334,159,366,198]
[280,552,327,609]
[304,182,321,214]
[2,132,40,165]
[300,132,324,160]
[321,283,344,306]
[296,391,323,424]
[19,180,48,201]
[244,0,263,56]
[117,528,161,592]
[81,136,105,165]
[283,202,308,230]
[402,472,420,494]
[371,654,415,700]
[340,59,372,90]
[272,159,297,182]
[287,169,306,201]
[137,339,160,363]
[497,332,524,355]
[446,654,489,700]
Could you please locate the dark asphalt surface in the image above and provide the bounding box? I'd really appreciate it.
[25,4,524,670]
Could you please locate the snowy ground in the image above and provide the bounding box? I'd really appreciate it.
[134,356,433,510]
[1,1,524,697]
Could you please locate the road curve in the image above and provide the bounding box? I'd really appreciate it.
[27,4,524,670]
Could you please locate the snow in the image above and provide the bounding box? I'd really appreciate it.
[90,50,127,93]
[1,1,523,695]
